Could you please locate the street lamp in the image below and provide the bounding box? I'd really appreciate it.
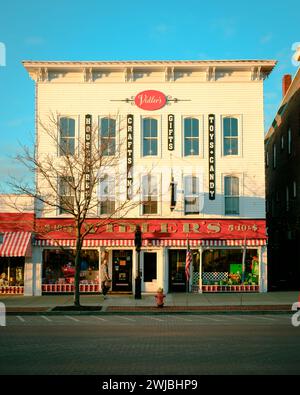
[134,225,142,299]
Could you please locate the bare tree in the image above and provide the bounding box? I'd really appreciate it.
[7,112,141,306]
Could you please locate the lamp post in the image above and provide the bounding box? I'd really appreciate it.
[134,225,142,299]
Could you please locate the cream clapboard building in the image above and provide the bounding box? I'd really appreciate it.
[17,60,276,296]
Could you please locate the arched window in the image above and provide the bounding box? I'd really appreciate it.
[100,117,116,156]
[224,176,239,215]
[184,117,199,156]
[142,118,158,156]
[223,117,238,156]
[59,117,75,156]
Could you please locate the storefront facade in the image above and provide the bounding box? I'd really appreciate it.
[21,59,274,295]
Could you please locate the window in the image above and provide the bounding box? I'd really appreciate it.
[224,176,239,215]
[184,176,199,214]
[223,117,238,156]
[143,252,157,282]
[184,117,199,156]
[266,151,269,167]
[59,117,75,156]
[293,181,297,198]
[99,175,115,215]
[281,135,284,150]
[288,128,292,155]
[0,232,3,244]
[142,118,158,156]
[100,117,116,156]
[273,144,276,168]
[142,174,158,214]
[59,176,75,214]
[286,186,289,211]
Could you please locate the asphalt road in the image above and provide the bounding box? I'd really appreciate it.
[0,314,299,375]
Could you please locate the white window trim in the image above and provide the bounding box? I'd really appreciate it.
[57,115,80,157]
[182,174,202,216]
[98,114,120,157]
[221,114,243,158]
[98,174,116,216]
[140,115,162,158]
[181,115,204,158]
[139,172,161,216]
[222,173,243,217]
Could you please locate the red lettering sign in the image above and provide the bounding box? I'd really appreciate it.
[134,90,166,111]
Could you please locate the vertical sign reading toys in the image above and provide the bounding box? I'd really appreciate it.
[208,114,215,200]
[168,114,175,151]
[127,114,134,199]
[85,114,92,199]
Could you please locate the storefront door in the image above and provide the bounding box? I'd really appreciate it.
[168,250,187,292]
[112,250,132,292]
[143,252,157,292]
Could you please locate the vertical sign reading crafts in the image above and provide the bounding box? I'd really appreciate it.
[168,114,175,150]
[127,114,134,199]
[85,114,92,199]
[208,114,215,200]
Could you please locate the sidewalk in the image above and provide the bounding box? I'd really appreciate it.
[0,291,298,314]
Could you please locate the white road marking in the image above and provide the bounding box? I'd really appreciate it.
[94,316,108,322]
[41,316,52,322]
[218,315,248,322]
[166,315,193,322]
[16,316,25,322]
[144,316,164,322]
[64,315,79,322]
[116,316,136,322]
[252,315,277,321]
[199,316,224,322]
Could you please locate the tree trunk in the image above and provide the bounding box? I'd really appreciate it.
[74,236,83,307]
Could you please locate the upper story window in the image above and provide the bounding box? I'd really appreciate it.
[100,117,116,156]
[59,176,75,214]
[59,117,75,156]
[224,176,239,215]
[184,176,200,214]
[142,174,158,214]
[273,143,277,168]
[281,135,284,150]
[184,117,199,156]
[99,175,115,215]
[142,118,158,156]
[293,181,297,198]
[266,150,269,167]
[288,128,292,155]
[223,117,238,156]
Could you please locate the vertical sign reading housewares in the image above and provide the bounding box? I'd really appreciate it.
[208,114,215,200]
[127,114,134,199]
[85,114,92,199]
[168,114,175,151]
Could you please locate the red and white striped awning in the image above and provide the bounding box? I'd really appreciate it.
[34,238,267,248]
[0,232,32,257]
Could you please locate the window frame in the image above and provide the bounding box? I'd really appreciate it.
[183,175,201,215]
[99,115,118,157]
[141,116,161,158]
[221,115,242,157]
[223,175,240,216]
[288,128,292,155]
[58,175,75,215]
[98,174,116,216]
[58,115,78,157]
[182,115,203,157]
[140,173,160,215]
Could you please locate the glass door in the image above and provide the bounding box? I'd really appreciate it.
[112,250,132,292]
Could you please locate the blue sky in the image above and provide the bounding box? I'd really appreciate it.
[0,0,299,187]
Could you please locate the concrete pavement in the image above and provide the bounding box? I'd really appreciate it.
[0,291,298,314]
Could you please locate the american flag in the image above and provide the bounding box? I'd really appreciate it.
[185,241,192,282]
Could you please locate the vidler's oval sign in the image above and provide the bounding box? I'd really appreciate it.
[134,90,166,111]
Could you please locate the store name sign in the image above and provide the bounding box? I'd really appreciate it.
[85,114,92,199]
[127,114,134,199]
[208,114,215,200]
[168,114,175,150]
[134,90,166,111]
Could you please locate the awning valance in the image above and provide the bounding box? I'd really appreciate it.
[0,232,32,257]
[34,238,267,248]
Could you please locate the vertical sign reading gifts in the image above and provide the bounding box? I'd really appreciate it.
[127,114,134,199]
[85,114,92,199]
[208,114,215,200]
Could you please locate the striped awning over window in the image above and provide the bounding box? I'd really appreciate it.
[0,232,32,257]
[34,238,267,248]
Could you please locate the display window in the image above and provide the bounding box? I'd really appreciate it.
[42,249,99,290]
[0,257,24,287]
[202,249,259,287]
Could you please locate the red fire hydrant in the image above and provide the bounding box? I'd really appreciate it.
[155,288,166,308]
